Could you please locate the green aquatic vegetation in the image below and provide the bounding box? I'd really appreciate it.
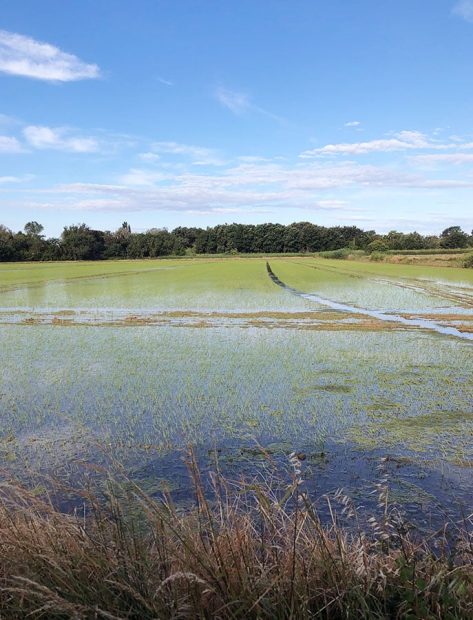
[295,383,353,396]
[0,258,317,312]
[366,399,404,412]
[1,256,471,322]
[388,480,437,510]
[0,256,472,515]
[1,325,471,472]
[313,384,352,393]
[393,410,473,428]
[349,408,473,462]
[272,258,472,311]
[307,256,473,284]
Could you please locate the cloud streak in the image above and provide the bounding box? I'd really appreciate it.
[411,153,473,165]
[19,155,473,217]
[150,141,226,166]
[0,30,100,82]
[0,174,32,184]
[156,76,173,86]
[0,135,24,153]
[452,1,473,23]
[300,130,473,157]
[215,87,286,124]
[23,125,99,152]
[215,87,251,115]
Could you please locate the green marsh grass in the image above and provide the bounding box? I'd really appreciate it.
[2,326,472,477]
[0,258,472,538]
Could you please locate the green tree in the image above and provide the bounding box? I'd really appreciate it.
[24,221,44,237]
[61,224,105,260]
[440,226,469,249]
[0,225,15,261]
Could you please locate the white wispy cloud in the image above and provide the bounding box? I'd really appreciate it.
[0,30,100,82]
[152,141,214,158]
[237,155,275,163]
[411,153,473,165]
[0,113,20,129]
[156,76,174,86]
[138,152,161,162]
[300,130,473,158]
[215,87,251,115]
[0,174,32,184]
[301,130,434,157]
[0,135,24,153]
[120,168,169,186]
[340,213,473,234]
[23,125,98,152]
[344,121,361,127]
[20,154,473,218]
[317,200,349,208]
[150,141,226,166]
[215,86,286,123]
[185,207,272,215]
[452,1,473,22]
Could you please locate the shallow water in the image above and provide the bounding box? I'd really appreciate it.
[267,262,473,341]
[0,258,472,527]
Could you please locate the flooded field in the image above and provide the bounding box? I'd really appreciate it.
[0,257,472,527]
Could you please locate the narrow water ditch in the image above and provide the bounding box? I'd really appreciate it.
[266,262,473,342]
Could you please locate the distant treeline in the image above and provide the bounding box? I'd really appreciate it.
[0,221,472,261]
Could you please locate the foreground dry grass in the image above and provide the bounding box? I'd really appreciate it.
[0,453,471,619]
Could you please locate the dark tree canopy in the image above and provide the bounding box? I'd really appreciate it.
[24,221,44,237]
[61,224,105,260]
[0,221,471,262]
[440,226,469,249]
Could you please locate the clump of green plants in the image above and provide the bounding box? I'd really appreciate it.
[463,252,473,268]
[319,248,351,259]
[318,248,366,259]
[389,248,472,255]
[370,251,386,262]
[0,452,471,619]
[367,239,390,254]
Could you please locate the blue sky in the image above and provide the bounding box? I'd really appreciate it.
[0,0,472,237]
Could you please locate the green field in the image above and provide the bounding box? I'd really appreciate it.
[0,257,472,520]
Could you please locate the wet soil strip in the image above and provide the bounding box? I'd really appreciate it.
[266,262,473,342]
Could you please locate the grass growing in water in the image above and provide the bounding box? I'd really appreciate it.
[0,451,471,619]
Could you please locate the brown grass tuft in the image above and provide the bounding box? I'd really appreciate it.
[0,451,471,618]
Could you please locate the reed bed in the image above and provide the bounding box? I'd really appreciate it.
[0,451,471,619]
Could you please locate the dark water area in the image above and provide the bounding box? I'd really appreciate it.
[41,437,472,542]
[137,439,472,531]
